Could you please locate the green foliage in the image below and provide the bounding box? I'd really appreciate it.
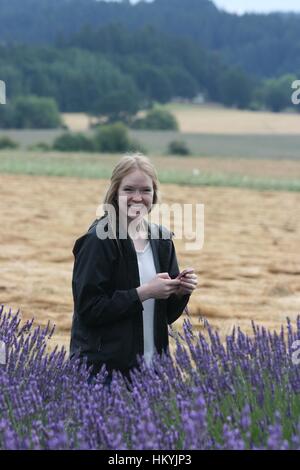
[94,122,135,153]
[94,87,141,123]
[125,138,147,155]
[163,66,199,99]
[0,104,16,128]
[0,3,298,120]
[0,136,19,149]
[53,132,96,152]
[0,46,142,116]
[220,68,254,109]
[167,140,191,156]
[0,151,299,192]
[27,142,52,151]
[14,96,62,128]
[51,124,146,153]
[0,22,258,115]
[134,65,173,104]
[0,95,62,129]
[1,0,300,79]
[262,74,297,112]
[132,108,179,130]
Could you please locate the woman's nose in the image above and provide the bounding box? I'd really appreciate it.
[131,190,143,200]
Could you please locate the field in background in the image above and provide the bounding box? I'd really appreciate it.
[1,129,300,159]
[61,104,300,136]
[1,103,300,352]
[165,103,300,135]
[0,170,300,352]
[2,104,300,159]
[0,151,300,191]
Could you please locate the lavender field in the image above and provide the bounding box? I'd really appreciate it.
[1,305,300,450]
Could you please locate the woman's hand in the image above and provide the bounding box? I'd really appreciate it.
[175,269,198,297]
[137,273,181,301]
[150,273,181,299]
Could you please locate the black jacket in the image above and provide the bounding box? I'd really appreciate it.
[69,215,190,376]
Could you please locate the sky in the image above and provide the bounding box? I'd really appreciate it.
[212,0,300,14]
[129,0,300,15]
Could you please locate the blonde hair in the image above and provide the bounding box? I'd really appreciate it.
[101,153,161,251]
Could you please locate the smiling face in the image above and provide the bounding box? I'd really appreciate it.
[117,169,154,225]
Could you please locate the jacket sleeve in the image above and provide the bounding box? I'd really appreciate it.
[72,233,143,328]
[166,236,191,325]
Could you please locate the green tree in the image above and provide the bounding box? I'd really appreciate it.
[220,68,254,109]
[168,140,190,156]
[53,132,95,152]
[263,74,297,112]
[163,66,199,99]
[93,122,131,153]
[94,87,140,124]
[135,65,173,104]
[12,95,62,128]
[131,107,178,130]
[0,103,15,128]
[0,64,23,97]
[0,136,19,149]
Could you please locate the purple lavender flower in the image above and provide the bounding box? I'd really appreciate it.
[1,305,300,450]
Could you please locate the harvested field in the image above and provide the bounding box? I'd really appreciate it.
[0,172,299,351]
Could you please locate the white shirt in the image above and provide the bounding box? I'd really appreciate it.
[136,241,156,367]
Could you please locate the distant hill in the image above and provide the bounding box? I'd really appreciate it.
[0,0,300,77]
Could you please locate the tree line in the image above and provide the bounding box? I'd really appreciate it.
[0,0,300,78]
[0,22,298,130]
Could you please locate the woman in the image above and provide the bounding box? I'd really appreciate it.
[69,154,198,388]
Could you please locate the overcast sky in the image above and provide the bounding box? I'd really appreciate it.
[129,0,300,14]
[212,0,300,14]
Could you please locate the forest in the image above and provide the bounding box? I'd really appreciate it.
[0,0,299,124]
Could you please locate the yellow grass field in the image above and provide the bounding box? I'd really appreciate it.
[167,103,300,135]
[1,166,299,352]
[62,103,300,135]
[62,113,99,132]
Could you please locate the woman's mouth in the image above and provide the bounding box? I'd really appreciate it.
[128,204,146,215]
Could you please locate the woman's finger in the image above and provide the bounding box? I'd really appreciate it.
[180,276,197,284]
[180,279,197,288]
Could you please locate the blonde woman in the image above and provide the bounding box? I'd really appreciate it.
[70,154,198,388]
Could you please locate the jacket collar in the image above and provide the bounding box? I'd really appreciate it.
[91,214,173,279]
